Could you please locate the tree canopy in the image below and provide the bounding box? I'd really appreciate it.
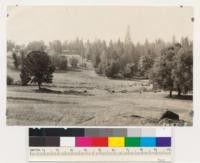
[150,43,193,97]
[20,51,55,89]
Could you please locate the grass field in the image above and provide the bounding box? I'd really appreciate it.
[7,59,193,126]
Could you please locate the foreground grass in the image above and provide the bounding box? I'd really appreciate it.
[7,68,192,126]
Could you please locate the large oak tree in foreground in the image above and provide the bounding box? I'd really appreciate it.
[20,51,55,90]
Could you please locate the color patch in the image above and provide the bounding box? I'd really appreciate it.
[98,129,114,136]
[140,137,156,147]
[125,137,140,147]
[44,128,85,136]
[91,137,108,147]
[127,128,141,137]
[44,128,66,136]
[45,137,60,147]
[85,128,100,137]
[156,128,171,137]
[108,137,124,147]
[29,137,45,147]
[156,137,171,147]
[75,137,92,147]
[112,129,127,136]
[29,128,44,136]
[141,129,156,137]
[60,137,75,147]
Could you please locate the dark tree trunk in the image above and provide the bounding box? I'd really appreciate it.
[38,83,41,90]
[169,89,172,97]
[177,87,181,96]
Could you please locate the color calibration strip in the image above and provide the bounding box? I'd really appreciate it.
[29,128,171,147]
[29,128,172,162]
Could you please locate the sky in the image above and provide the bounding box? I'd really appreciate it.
[7,6,193,45]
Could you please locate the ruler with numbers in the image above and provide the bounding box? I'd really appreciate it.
[29,147,172,161]
[28,128,173,162]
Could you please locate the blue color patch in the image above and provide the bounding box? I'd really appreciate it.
[140,137,156,147]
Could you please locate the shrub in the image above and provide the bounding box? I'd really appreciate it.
[7,75,14,85]
[50,56,67,70]
[95,62,104,74]
[12,52,20,69]
[50,55,60,68]
[58,57,68,70]
[122,63,137,78]
[79,62,87,68]
[20,68,31,86]
[105,61,120,78]
[69,57,78,68]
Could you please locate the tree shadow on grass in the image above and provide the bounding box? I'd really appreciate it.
[166,94,193,100]
[66,67,83,72]
[35,87,93,96]
[7,96,76,104]
[54,67,83,73]
[36,88,62,94]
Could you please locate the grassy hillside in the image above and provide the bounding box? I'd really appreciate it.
[7,59,192,126]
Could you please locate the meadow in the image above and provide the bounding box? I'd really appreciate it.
[7,60,192,126]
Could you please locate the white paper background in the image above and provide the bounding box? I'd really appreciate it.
[1,0,200,163]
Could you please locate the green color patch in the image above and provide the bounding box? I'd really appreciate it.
[125,137,140,147]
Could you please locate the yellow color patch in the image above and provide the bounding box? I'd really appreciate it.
[108,137,125,147]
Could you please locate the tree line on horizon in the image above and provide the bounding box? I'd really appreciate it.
[7,27,193,96]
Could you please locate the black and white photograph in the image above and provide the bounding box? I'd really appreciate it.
[6,5,193,126]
